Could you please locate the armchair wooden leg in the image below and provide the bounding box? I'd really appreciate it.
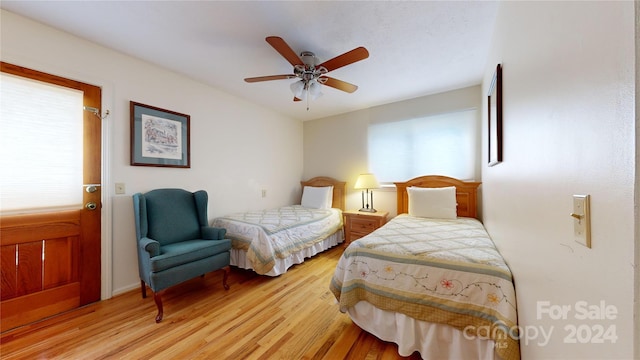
[222,266,230,290]
[153,291,164,323]
[141,280,147,298]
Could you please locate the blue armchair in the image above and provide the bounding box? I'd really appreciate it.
[132,188,231,322]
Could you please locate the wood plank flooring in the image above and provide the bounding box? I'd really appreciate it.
[1,246,421,359]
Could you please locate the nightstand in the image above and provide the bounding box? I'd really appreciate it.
[342,210,389,247]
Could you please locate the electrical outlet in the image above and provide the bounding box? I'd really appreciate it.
[571,195,591,248]
[115,183,126,195]
[261,189,267,198]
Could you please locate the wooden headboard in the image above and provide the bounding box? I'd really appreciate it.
[300,176,347,211]
[394,175,481,219]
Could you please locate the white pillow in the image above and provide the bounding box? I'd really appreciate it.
[301,186,333,209]
[407,186,457,219]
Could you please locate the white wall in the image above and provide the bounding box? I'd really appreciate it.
[303,85,482,216]
[482,2,636,359]
[1,10,303,296]
[635,1,640,354]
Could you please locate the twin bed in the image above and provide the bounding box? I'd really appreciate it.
[211,177,345,276]
[330,175,520,360]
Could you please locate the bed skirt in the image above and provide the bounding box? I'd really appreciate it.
[348,301,496,359]
[230,229,343,276]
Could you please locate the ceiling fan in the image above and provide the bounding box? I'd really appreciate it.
[244,36,369,108]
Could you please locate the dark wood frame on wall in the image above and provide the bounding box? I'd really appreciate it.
[130,101,190,168]
[487,64,502,166]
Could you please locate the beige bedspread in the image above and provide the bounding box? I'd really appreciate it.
[330,214,520,360]
[212,205,343,274]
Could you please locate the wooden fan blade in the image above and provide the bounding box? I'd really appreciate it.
[266,36,304,67]
[244,74,296,83]
[293,97,302,102]
[321,77,358,93]
[318,47,369,72]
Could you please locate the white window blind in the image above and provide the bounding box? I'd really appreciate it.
[0,73,84,214]
[368,109,477,183]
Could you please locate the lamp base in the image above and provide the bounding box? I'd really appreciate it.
[358,208,377,213]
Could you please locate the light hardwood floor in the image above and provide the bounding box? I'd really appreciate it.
[1,245,421,359]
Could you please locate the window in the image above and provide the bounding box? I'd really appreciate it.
[0,73,84,213]
[368,109,478,183]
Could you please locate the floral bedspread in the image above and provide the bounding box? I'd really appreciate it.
[330,214,520,360]
[212,205,343,274]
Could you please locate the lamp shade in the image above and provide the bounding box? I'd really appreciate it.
[290,79,323,101]
[354,173,380,189]
[308,80,323,100]
[290,80,305,99]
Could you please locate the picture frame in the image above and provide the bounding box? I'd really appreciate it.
[487,64,503,167]
[130,101,190,168]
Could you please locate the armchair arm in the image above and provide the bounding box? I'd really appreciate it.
[139,237,161,257]
[201,226,227,240]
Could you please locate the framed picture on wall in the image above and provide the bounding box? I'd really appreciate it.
[488,64,502,167]
[130,101,190,168]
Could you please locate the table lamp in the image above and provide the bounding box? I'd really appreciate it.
[354,173,380,213]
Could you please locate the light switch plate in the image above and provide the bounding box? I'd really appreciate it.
[115,183,126,195]
[572,195,591,248]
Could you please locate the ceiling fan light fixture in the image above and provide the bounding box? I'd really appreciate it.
[290,79,323,102]
[290,80,305,98]
[308,80,323,100]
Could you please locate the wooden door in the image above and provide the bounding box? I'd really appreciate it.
[0,62,102,332]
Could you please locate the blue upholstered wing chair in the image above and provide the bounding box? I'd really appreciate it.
[132,188,231,322]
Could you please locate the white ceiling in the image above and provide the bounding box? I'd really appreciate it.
[1,1,499,121]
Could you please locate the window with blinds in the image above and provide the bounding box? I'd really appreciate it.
[0,73,84,214]
[368,109,478,184]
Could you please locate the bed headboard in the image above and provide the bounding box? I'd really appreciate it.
[394,175,481,219]
[300,176,347,211]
